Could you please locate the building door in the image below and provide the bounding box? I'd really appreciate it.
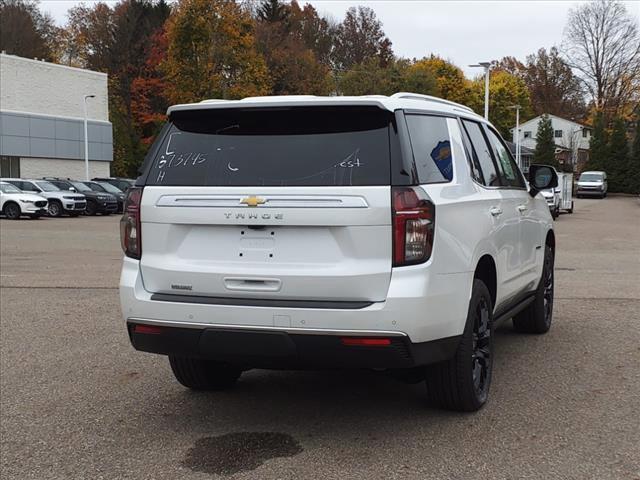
[0,156,20,177]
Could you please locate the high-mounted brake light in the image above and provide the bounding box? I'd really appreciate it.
[392,186,435,267]
[120,187,143,259]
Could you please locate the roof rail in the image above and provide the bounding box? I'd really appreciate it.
[390,92,474,113]
[199,99,228,104]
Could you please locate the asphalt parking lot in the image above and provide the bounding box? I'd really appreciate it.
[1,197,639,480]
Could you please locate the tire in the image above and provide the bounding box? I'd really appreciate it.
[3,202,21,220]
[513,244,554,334]
[85,200,97,216]
[47,200,62,217]
[424,279,493,412]
[169,356,241,391]
[567,202,573,214]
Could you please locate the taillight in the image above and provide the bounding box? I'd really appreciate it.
[120,186,143,259]
[392,186,435,266]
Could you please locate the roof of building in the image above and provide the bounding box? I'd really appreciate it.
[505,140,535,156]
[167,93,486,120]
[511,113,592,131]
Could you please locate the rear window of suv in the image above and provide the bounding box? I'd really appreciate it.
[146,107,392,186]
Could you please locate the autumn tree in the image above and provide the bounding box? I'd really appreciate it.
[533,115,559,168]
[468,69,532,137]
[339,57,409,95]
[563,0,640,118]
[254,0,332,95]
[62,0,171,176]
[0,0,59,61]
[164,0,271,104]
[521,48,585,119]
[131,29,170,146]
[408,55,472,105]
[292,1,336,67]
[629,117,640,194]
[607,117,630,192]
[586,111,609,172]
[333,6,393,71]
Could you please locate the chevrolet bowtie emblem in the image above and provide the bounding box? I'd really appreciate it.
[240,196,266,207]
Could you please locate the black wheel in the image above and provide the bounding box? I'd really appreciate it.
[3,202,21,220]
[48,200,62,217]
[513,244,554,334]
[567,202,573,214]
[424,279,493,412]
[85,201,97,216]
[169,356,241,391]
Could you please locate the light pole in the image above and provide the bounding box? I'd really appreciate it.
[508,105,521,169]
[469,62,492,119]
[83,94,96,181]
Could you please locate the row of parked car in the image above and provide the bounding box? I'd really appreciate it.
[0,177,134,219]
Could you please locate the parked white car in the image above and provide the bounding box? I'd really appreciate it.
[0,178,87,216]
[0,181,48,219]
[120,93,557,412]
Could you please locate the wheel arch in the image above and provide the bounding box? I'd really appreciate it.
[473,254,497,310]
[2,200,21,214]
[545,229,555,250]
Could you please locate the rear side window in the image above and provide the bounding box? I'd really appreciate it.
[485,128,525,188]
[405,115,453,183]
[462,120,500,187]
[146,107,392,186]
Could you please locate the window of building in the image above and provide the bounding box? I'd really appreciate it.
[0,156,20,178]
[582,129,589,138]
[523,131,532,139]
[554,130,563,138]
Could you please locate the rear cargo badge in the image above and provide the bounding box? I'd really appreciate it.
[171,284,193,291]
[240,196,266,207]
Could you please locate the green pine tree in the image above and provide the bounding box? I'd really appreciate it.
[607,117,630,193]
[533,114,558,168]
[629,116,640,194]
[586,110,608,172]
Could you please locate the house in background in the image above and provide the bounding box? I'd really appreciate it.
[0,53,113,179]
[511,114,591,172]
[505,140,535,173]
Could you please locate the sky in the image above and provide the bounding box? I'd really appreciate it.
[39,0,640,78]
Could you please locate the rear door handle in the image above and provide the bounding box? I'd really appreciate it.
[489,207,503,217]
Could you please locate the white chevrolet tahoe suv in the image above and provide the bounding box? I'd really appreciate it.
[120,93,558,412]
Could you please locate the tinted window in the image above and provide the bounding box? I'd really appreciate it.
[462,120,500,187]
[146,107,392,186]
[458,121,484,184]
[405,115,453,183]
[19,181,39,192]
[485,128,525,188]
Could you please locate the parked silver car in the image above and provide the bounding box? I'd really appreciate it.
[576,171,607,199]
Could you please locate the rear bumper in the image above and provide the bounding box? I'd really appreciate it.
[120,257,472,346]
[127,320,461,368]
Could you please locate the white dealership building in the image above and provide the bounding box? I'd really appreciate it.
[0,53,113,179]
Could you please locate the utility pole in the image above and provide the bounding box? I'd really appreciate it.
[469,61,493,119]
[509,105,521,169]
[83,94,96,181]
